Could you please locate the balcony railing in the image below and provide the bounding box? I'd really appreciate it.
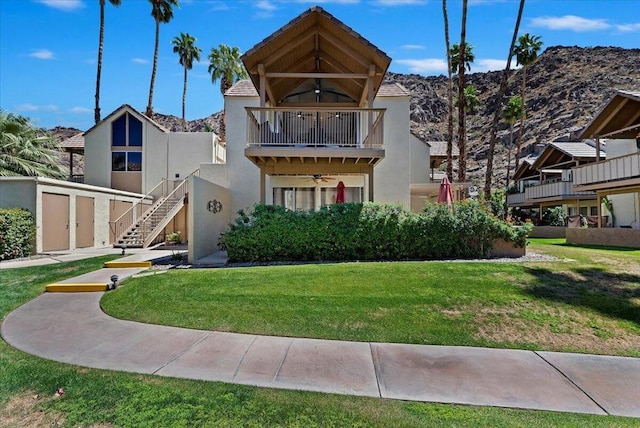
[506,192,526,205]
[525,181,586,200]
[246,107,385,149]
[574,152,640,187]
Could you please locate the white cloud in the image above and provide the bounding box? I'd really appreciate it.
[207,1,229,11]
[16,103,59,112]
[616,23,640,33]
[256,0,276,11]
[530,15,611,32]
[400,44,426,50]
[29,49,55,60]
[131,58,150,64]
[70,107,91,114]
[473,58,518,73]
[373,0,426,5]
[396,58,448,74]
[36,0,85,12]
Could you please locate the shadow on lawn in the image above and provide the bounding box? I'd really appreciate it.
[523,266,640,326]
[553,242,639,252]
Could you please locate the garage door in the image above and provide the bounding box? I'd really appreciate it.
[76,196,95,248]
[42,193,70,252]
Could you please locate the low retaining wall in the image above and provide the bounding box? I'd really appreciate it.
[530,226,566,239]
[566,228,640,249]
[489,239,526,258]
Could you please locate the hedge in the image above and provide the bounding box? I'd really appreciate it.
[223,201,532,263]
[0,208,36,260]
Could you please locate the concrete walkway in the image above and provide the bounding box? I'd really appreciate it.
[1,250,639,418]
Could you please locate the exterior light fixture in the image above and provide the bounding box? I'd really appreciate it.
[109,274,119,290]
[314,88,321,94]
[120,244,126,255]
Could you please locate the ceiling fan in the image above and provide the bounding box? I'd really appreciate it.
[311,174,336,183]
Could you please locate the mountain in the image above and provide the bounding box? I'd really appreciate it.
[387,46,640,184]
[50,46,640,187]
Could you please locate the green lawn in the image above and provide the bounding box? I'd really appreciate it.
[1,247,639,426]
[102,240,640,357]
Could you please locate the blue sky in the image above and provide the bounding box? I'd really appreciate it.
[1,0,638,131]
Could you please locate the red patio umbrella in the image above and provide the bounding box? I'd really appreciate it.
[437,176,454,207]
[336,181,346,203]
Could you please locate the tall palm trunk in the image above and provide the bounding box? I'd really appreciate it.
[146,18,160,117]
[181,66,187,131]
[443,0,454,181]
[457,0,468,186]
[217,77,232,141]
[94,0,105,124]
[506,123,514,188]
[514,65,527,173]
[483,0,525,198]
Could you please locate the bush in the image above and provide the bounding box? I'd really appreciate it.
[166,231,182,244]
[542,206,565,226]
[224,202,532,263]
[0,208,36,260]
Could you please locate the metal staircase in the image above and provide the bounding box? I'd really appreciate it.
[110,170,198,248]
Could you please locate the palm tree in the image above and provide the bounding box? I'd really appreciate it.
[450,42,475,74]
[503,96,524,188]
[442,0,454,181]
[95,0,121,125]
[145,0,180,118]
[513,33,543,172]
[208,44,248,141]
[0,111,66,178]
[462,84,479,114]
[454,0,471,186]
[483,0,525,199]
[172,33,202,131]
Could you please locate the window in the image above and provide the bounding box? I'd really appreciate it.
[112,112,143,147]
[112,152,142,172]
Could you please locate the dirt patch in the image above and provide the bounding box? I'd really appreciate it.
[445,302,640,356]
[0,391,66,428]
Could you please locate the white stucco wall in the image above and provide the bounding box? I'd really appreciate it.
[188,176,231,263]
[410,135,430,184]
[603,138,639,229]
[225,95,261,214]
[606,138,637,158]
[372,95,413,207]
[0,179,37,213]
[84,117,112,189]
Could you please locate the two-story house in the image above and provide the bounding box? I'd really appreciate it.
[507,140,604,223]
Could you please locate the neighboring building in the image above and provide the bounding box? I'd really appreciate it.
[507,141,605,223]
[573,90,640,230]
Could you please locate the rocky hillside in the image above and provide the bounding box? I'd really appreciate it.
[50,46,640,186]
[388,46,640,184]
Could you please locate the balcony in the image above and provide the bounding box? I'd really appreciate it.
[573,152,640,191]
[507,181,596,207]
[245,107,385,169]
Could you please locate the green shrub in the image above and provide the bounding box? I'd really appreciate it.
[542,206,565,226]
[0,208,35,260]
[224,202,532,263]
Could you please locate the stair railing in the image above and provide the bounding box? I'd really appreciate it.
[109,178,170,245]
[141,169,200,248]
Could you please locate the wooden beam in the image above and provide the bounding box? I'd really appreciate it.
[590,98,628,137]
[319,31,370,69]
[263,31,315,68]
[599,122,640,138]
[266,72,369,79]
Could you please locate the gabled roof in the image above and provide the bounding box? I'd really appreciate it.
[226,80,259,97]
[427,141,460,158]
[60,133,84,153]
[83,104,169,136]
[377,82,410,97]
[531,141,605,170]
[580,90,640,139]
[241,6,391,106]
[512,155,538,181]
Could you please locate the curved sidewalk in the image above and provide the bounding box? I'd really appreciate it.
[2,292,640,418]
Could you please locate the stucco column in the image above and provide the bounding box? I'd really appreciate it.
[260,168,266,204]
[368,171,374,202]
